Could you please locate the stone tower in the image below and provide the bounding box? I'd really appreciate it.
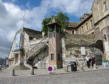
[47,17,63,69]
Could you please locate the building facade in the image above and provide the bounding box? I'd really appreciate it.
[76,14,95,35]
[92,0,109,60]
[65,0,109,61]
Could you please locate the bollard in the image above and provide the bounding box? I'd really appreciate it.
[67,65,68,72]
[0,65,2,71]
[31,67,34,75]
[11,69,15,76]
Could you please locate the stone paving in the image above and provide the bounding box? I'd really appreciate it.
[0,66,109,78]
[0,68,109,84]
[0,66,109,84]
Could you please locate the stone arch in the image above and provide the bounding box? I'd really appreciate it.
[94,40,104,65]
[96,40,104,53]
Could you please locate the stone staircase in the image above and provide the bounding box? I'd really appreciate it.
[27,37,48,60]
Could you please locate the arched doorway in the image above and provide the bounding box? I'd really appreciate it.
[95,40,104,65]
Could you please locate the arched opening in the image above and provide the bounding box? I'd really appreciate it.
[95,40,104,65]
[96,40,104,53]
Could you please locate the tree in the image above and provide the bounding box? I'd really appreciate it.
[56,12,69,33]
[42,18,51,35]
[42,12,69,35]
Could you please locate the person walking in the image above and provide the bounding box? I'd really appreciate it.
[85,56,91,68]
[91,56,95,68]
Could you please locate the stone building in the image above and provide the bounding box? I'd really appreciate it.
[92,0,109,60]
[65,22,79,34]
[8,28,48,69]
[8,0,109,70]
[66,14,94,35]
[76,14,95,35]
[8,27,103,70]
[47,17,63,69]
[65,0,109,61]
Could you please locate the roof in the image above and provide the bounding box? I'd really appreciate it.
[47,17,61,27]
[66,22,80,30]
[76,13,92,28]
[68,22,80,27]
[23,28,42,34]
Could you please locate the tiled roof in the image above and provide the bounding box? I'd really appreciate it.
[67,22,80,29]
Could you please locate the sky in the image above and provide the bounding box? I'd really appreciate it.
[0,0,93,58]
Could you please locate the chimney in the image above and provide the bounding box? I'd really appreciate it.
[84,13,90,18]
[80,17,85,21]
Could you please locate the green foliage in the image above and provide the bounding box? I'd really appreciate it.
[42,18,51,35]
[103,60,108,63]
[42,12,69,35]
[56,12,69,33]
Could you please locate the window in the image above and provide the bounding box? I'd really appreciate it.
[82,26,84,32]
[79,28,81,34]
[104,34,107,41]
[96,0,99,4]
[49,32,55,38]
[72,30,74,34]
[86,23,88,30]
[92,32,94,35]
[15,54,18,64]
[57,54,61,61]
[104,2,108,11]
[51,54,54,61]
[90,20,93,27]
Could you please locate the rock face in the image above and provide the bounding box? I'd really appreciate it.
[62,33,104,71]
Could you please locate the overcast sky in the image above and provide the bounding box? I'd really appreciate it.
[0,0,93,58]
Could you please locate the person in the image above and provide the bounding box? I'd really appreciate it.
[91,56,95,68]
[85,56,91,68]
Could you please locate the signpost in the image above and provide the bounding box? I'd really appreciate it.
[81,47,86,55]
[48,66,52,72]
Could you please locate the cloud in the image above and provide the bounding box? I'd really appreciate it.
[49,0,93,16]
[0,0,93,58]
[0,1,21,57]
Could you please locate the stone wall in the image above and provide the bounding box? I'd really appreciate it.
[62,33,104,71]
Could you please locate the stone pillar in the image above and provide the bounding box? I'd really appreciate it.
[31,67,34,75]
[101,27,109,60]
[11,69,15,76]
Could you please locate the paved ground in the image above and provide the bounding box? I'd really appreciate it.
[0,68,109,84]
[0,65,108,77]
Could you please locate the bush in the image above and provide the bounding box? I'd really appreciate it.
[103,60,108,63]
